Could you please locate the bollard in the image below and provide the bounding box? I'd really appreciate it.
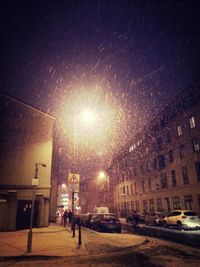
[78,222,82,245]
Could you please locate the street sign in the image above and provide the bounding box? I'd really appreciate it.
[68,173,80,192]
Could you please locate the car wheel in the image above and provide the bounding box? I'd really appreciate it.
[177,221,182,230]
[163,221,168,228]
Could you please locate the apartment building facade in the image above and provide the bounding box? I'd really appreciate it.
[108,79,200,217]
[0,94,55,231]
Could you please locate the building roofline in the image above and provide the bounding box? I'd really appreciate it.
[0,93,56,120]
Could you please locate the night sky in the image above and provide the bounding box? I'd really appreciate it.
[1,0,200,156]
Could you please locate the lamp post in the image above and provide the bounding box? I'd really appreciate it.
[70,109,96,214]
[27,163,46,253]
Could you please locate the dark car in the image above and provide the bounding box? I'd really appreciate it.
[126,212,145,225]
[81,213,96,228]
[92,213,121,233]
[145,212,166,226]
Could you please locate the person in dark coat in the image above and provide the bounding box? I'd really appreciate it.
[68,210,73,223]
[63,210,68,227]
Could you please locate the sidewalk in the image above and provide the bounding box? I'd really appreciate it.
[0,222,146,259]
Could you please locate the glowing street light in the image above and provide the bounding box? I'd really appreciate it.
[80,109,96,125]
[73,109,96,164]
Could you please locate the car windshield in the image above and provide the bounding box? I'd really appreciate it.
[103,214,118,220]
[184,211,197,216]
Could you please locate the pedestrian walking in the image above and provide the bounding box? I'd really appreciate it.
[63,210,68,227]
[68,210,73,223]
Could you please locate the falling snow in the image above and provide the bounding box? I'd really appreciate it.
[1,0,200,176]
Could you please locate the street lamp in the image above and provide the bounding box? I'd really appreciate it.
[27,163,46,253]
[71,109,96,214]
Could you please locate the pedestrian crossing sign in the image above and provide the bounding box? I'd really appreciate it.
[68,173,80,191]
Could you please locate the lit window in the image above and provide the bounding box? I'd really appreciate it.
[177,124,182,136]
[191,138,200,152]
[189,116,196,129]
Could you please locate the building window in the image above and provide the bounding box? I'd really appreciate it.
[158,155,165,169]
[157,198,162,212]
[171,170,177,187]
[177,124,182,136]
[140,164,144,174]
[127,185,129,196]
[149,199,154,213]
[131,201,134,212]
[148,178,152,191]
[160,173,167,189]
[127,202,131,213]
[184,195,193,210]
[147,161,151,171]
[195,161,200,182]
[168,150,174,163]
[157,137,163,150]
[179,144,185,159]
[142,181,145,193]
[198,194,200,211]
[153,158,157,169]
[130,184,133,195]
[155,176,159,190]
[189,116,196,129]
[135,201,139,212]
[165,131,171,144]
[173,196,181,209]
[143,200,148,214]
[134,182,137,194]
[191,138,200,152]
[182,166,189,184]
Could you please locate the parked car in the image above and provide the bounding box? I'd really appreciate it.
[163,210,200,230]
[78,214,88,226]
[81,213,96,228]
[145,212,167,226]
[126,212,145,225]
[91,213,121,233]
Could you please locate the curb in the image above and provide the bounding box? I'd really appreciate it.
[0,238,148,262]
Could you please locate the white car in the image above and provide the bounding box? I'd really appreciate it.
[163,210,200,230]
